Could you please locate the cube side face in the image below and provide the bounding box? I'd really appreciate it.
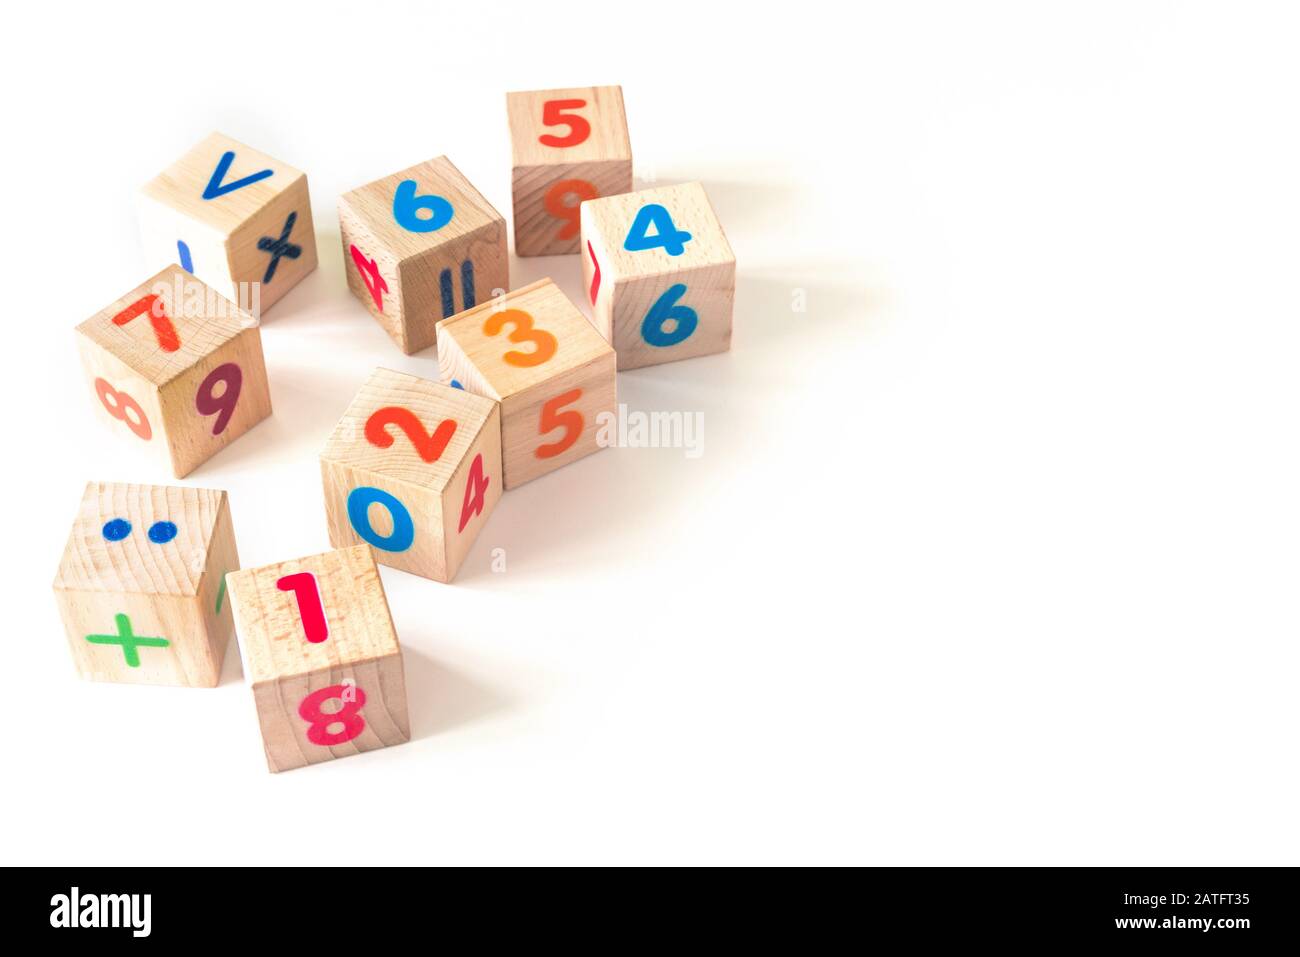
[252,652,410,772]
[512,159,632,257]
[396,218,508,355]
[139,133,316,311]
[340,157,508,355]
[609,261,736,370]
[507,86,632,169]
[226,173,318,313]
[581,202,616,343]
[440,403,504,578]
[226,545,402,686]
[158,324,272,477]
[54,587,220,686]
[321,460,448,581]
[76,333,170,470]
[319,368,501,582]
[340,198,407,350]
[501,352,616,488]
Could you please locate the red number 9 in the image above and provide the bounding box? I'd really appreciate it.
[196,363,243,435]
[544,179,598,241]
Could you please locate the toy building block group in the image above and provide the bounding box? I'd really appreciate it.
[436,278,617,489]
[138,132,318,313]
[75,264,272,476]
[339,156,508,354]
[320,368,502,583]
[507,85,632,257]
[53,481,239,687]
[225,545,411,772]
[581,181,735,369]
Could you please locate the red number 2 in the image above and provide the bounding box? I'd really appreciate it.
[365,407,457,463]
[537,389,584,459]
[538,99,590,148]
[277,572,328,644]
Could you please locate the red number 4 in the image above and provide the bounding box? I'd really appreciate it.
[539,99,590,148]
[458,453,490,533]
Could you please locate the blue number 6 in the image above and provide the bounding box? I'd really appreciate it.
[393,180,454,233]
[641,284,698,347]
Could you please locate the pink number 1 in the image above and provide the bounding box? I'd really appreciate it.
[277,572,328,644]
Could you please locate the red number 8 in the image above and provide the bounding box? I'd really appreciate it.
[94,377,152,441]
[298,684,367,746]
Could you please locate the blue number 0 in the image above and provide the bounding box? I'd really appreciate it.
[641,284,698,347]
[393,179,454,233]
[624,203,692,257]
[347,486,414,552]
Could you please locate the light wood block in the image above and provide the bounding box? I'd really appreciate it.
[138,132,318,314]
[581,181,736,370]
[226,545,410,773]
[52,481,239,687]
[339,156,508,355]
[436,278,616,489]
[507,85,633,257]
[75,264,273,477]
[320,368,503,583]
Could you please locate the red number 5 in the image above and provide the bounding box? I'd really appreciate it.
[539,99,590,148]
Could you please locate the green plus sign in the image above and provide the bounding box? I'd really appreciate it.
[85,613,170,668]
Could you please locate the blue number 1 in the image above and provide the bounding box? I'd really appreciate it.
[624,203,692,257]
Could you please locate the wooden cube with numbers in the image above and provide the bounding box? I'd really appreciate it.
[226,545,411,773]
[507,85,633,257]
[52,481,240,687]
[138,131,318,314]
[436,278,616,489]
[75,264,272,477]
[320,368,502,583]
[581,181,736,370]
[339,156,508,355]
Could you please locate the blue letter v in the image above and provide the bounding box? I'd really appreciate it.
[202,151,273,200]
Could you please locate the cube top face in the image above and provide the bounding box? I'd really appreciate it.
[53,482,225,597]
[582,181,734,281]
[436,278,614,400]
[321,367,498,489]
[339,156,504,265]
[75,265,251,386]
[507,85,631,168]
[140,132,306,239]
[226,545,399,686]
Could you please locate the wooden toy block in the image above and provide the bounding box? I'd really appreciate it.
[52,481,239,687]
[436,278,616,489]
[507,85,633,257]
[581,181,736,370]
[339,156,508,355]
[75,264,272,477]
[138,132,318,314]
[226,545,410,772]
[320,368,503,583]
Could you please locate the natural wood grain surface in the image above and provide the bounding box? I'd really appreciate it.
[75,265,273,477]
[581,181,736,370]
[436,278,616,488]
[507,86,632,257]
[320,368,503,582]
[339,156,508,354]
[52,481,238,687]
[138,132,318,313]
[226,545,410,772]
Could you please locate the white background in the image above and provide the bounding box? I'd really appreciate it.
[1,1,1296,865]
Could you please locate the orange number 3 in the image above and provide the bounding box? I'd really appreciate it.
[482,309,557,367]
